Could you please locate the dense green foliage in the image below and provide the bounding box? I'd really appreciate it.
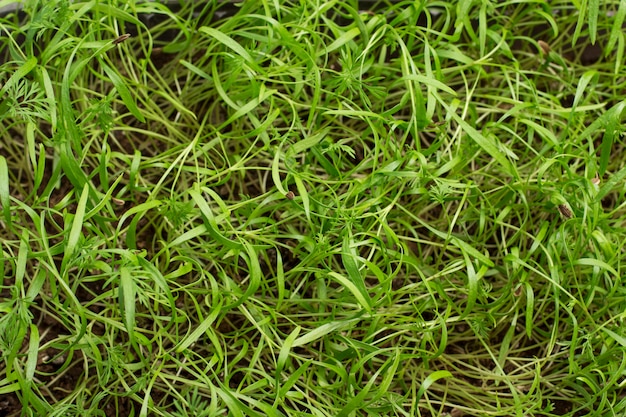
[1,0,625,416]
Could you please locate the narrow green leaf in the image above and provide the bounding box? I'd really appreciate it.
[572,71,598,110]
[608,1,626,54]
[272,140,288,194]
[525,282,535,338]
[588,0,599,44]
[119,267,136,345]
[292,318,360,347]
[16,230,29,293]
[277,360,311,398]
[62,183,90,272]
[578,101,625,145]
[0,56,37,98]
[418,370,452,399]
[176,300,223,353]
[572,0,587,46]
[101,60,146,123]
[599,118,617,176]
[226,240,262,309]
[38,67,57,130]
[293,175,310,221]
[596,163,626,202]
[575,258,618,277]
[601,327,626,348]
[329,271,372,312]
[337,368,379,417]
[276,326,301,375]
[310,146,340,178]
[0,382,20,395]
[288,128,329,156]
[25,324,39,382]
[447,108,517,178]
[217,88,275,131]
[26,269,46,303]
[478,2,487,56]
[615,30,625,76]
[200,27,259,71]
[341,234,372,311]
[0,155,11,227]
[180,59,213,81]
[418,219,494,267]
[519,119,560,148]
[403,74,457,96]
[326,26,361,53]
[190,189,243,251]
[122,201,162,249]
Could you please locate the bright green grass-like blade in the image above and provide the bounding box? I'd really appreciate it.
[572,71,598,111]
[600,327,626,348]
[119,267,137,346]
[180,59,213,81]
[0,156,10,227]
[578,101,625,159]
[62,183,90,273]
[336,363,381,417]
[217,88,275,131]
[573,0,587,46]
[417,370,452,400]
[16,333,50,416]
[599,102,623,176]
[453,0,473,40]
[525,282,535,338]
[575,258,618,277]
[0,56,37,98]
[200,27,260,72]
[588,0,599,45]
[272,140,288,194]
[25,324,39,383]
[596,159,626,202]
[190,189,244,251]
[288,128,329,156]
[396,34,427,131]
[615,31,625,75]
[519,119,560,148]
[227,240,262,309]
[403,74,457,96]
[176,299,223,353]
[461,253,489,319]
[136,256,177,318]
[122,200,163,249]
[416,217,494,268]
[292,318,360,348]
[276,326,301,375]
[372,350,401,402]
[341,234,372,311]
[445,104,518,178]
[276,359,311,400]
[310,145,340,178]
[37,66,57,130]
[100,60,146,123]
[15,230,28,294]
[293,174,310,221]
[214,385,261,417]
[607,1,626,56]
[25,269,46,303]
[0,381,20,395]
[478,3,487,57]
[92,2,143,26]
[329,271,372,312]
[326,26,361,53]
